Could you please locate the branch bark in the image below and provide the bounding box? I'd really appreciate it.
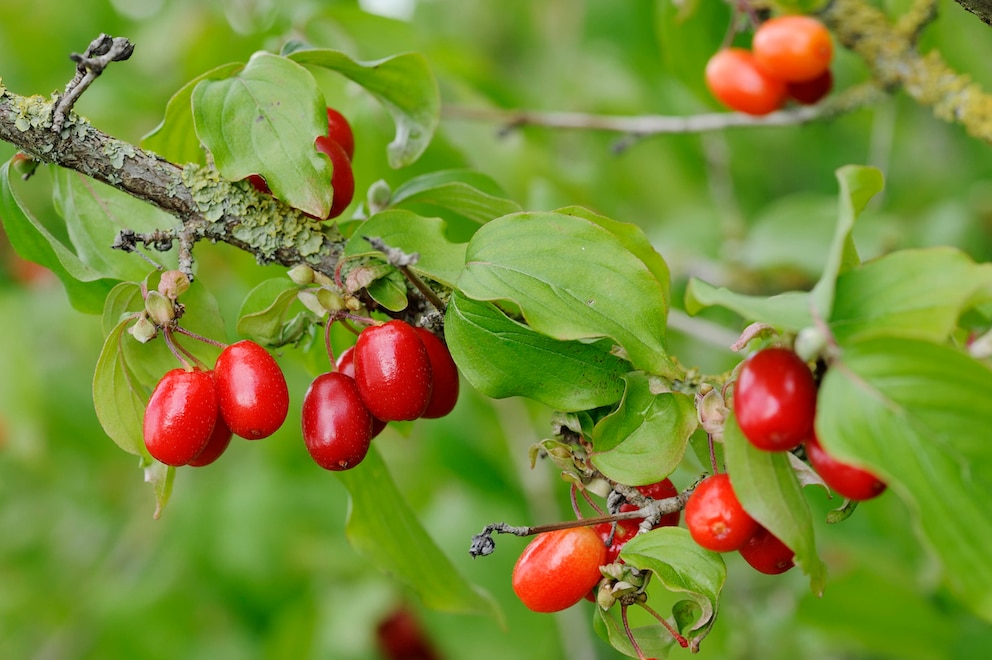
[954,0,992,26]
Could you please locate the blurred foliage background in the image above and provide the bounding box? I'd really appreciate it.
[2,0,992,658]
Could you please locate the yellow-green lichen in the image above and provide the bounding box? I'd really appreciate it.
[102,140,136,169]
[181,163,337,263]
[12,94,53,131]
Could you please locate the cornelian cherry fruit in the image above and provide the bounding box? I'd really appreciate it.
[336,345,387,439]
[593,519,640,565]
[413,327,459,419]
[512,526,606,613]
[618,478,681,528]
[214,340,289,440]
[302,372,374,470]
[315,136,355,220]
[188,412,233,467]
[705,48,787,116]
[734,347,817,452]
[753,15,833,83]
[685,473,759,552]
[143,369,219,466]
[738,525,795,574]
[805,432,887,501]
[325,107,355,161]
[354,320,433,422]
[787,69,833,105]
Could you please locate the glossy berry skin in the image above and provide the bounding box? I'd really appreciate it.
[315,136,355,219]
[413,327,459,419]
[753,16,832,83]
[336,346,387,439]
[302,372,374,470]
[787,69,833,105]
[143,369,218,466]
[705,48,787,116]
[593,519,640,565]
[734,347,817,452]
[188,413,233,467]
[512,526,607,613]
[325,107,355,161]
[805,432,887,501]
[354,320,433,422]
[685,473,759,552]
[739,525,795,575]
[619,478,681,528]
[214,340,289,440]
[246,174,272,195]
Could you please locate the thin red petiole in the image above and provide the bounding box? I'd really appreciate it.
[638,601,689,649]
[581,488,606,516]
[621,604,649,660]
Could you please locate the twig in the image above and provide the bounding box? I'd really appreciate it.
[365,236,447,312]
[52,34,134,132]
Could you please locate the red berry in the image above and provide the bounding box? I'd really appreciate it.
[354,320,433,422]
[325,107,355,161]
[214,340,289,440]
[246,173,271,195]
[705,48,787,116]
[143,369,218,466]
[738,525,795,574]
[315,136,355,220]
[753,15,833,83]
[512,526,606,613]
[188,412,233,467]
[685,473,759,552]
[734,347,817,452]
[593,519,640,565]
[805,432,887,501]
[618,478,681,528]
[413,327,460,419]
[301,372,374,470]
[787,69,833,105]
[336,345,387,439]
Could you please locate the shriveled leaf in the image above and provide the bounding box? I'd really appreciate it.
[336,447,501,619]
[142,62,243,164]
[289,49,440,168]
[236,277,301,345]
[818,337,992,622]
[444,292,629,411]
[459,211,675,376]
[1,160,114,313]
[830,247,992,344]
[620,527,727,650]
[591,374,696,485]
[343,209,467,287]
[193,52,332,217]
[723,416,826,594]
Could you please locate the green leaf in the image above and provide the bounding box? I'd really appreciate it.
[458,211,675,376]
[288,49,440,168]
[1,160,115,313]
[142,62,243,164]
[817,337,992,621]
[591,374,697,485]
[593,608,678,659]
[444,292,629,411]
[192,52,332,217]
[142,457,176,521]
[620,527,727,650]
[830,247,992,344]
[236,277,302,346]
[366,269,409,311]
[389,169,522,231]
[809,165,884,321]
[684,279,812,331]
[343,209,467,287]
[52,170,179,281]
[723,415,826,594]
[335,447,501,619]
[93,313,150,457]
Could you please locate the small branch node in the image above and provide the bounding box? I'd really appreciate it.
[53,34,135,133]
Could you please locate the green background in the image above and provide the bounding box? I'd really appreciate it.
[2,0,992,658]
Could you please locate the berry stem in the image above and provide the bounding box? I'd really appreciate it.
[621,604,649,660]
[580,487,606,516]
[324,315,338,368]
[637,601,690,649]
[173,326,228,350]
[162,327,201,371]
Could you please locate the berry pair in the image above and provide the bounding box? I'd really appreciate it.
[685,473,795,575]
[248,106,356,220]
[734,347,886,501]
[705,15,834,116]
[301,320,460,471]
[143,340,290,467]
[594,478,682,565]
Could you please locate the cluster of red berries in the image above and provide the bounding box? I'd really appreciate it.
[143,340,290,467]
[248,106,356,220]
[301,319,459,471]
[684,346,887,574]
[511,478,681,613]
[705,15,834,116]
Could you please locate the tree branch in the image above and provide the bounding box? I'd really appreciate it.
[954,0,992,27]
